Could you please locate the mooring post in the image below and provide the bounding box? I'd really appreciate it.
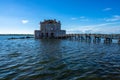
[104,37,112,43]
[81,36,84,40]
[118,38,120,44]
[93,36,101,43]
[70,34,72,39]
[78,34,80,40]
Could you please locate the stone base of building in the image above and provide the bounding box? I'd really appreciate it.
[34,30,66,39]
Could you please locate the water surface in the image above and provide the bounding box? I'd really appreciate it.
[0,36,120,80]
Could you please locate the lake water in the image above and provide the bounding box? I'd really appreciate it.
[0,35,120,80]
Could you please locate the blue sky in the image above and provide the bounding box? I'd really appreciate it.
[0,0,120,34]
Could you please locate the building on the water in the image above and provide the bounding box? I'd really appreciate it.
[34,19,66,39]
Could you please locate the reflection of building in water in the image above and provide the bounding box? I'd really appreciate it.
[34,19,66,39]
[39,39,62,61]
[34,40,67,79]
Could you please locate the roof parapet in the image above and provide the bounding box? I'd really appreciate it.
[40,19,61,24]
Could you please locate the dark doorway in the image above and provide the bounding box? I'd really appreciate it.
[51,33,54,38]
[46,33,48,37]
[41,33,43,38]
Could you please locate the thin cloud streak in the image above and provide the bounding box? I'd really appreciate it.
[105,15,120,22]
[103,8,112,11]
[70,16,89,21]
[67,22,120,34]
[80,16,85,19]
[71,18,77,20]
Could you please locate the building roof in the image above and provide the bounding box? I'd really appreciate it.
[40,19,60,24]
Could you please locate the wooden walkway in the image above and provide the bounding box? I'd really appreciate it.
[56,34,120,44]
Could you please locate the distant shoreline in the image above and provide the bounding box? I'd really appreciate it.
[0,33,120,36]
[0,34,34,36]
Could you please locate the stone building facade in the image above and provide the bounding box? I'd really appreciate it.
[34,19,66,39]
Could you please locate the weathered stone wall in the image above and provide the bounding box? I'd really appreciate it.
[34,30,41,39]
[35,19,66,39]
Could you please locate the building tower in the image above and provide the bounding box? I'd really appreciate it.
[34,19,66,39]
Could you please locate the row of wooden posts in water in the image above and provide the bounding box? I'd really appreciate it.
[55,34,120,44]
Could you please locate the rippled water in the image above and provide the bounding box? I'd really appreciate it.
[0,36,120,80]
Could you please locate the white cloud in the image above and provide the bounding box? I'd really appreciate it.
[21,20,29,24]
[105,15,120,22]
[103,8,112,11]
[71,17,77,20]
